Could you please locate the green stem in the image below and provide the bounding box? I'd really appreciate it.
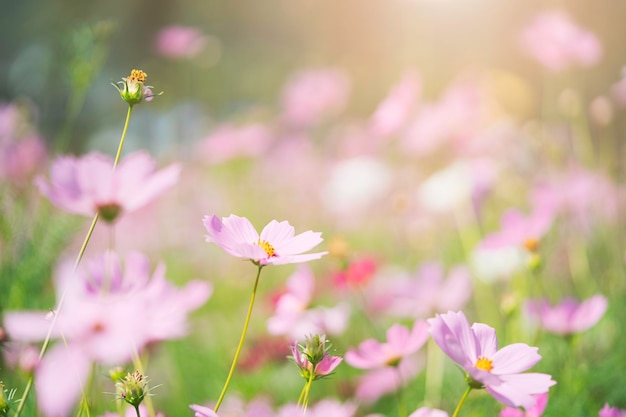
[213,266,264,413]
[133,405,141,417]
[395,366,406,417]
[451,386,472,417]
[12,105,134,417]
[113,106,133,169]
[299,371,315,410]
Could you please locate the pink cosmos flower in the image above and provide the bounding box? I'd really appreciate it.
[100,404,164,417]
[611,67,626,107]
[480,208,553,252]
[368,71,421,138]
[500,393,548,417]
[368,262,471,319]
[277,399,358,417]
[525,295,607,335]
[189,404,219,417]
[268,265,350,339]
[599,404,626,417]
[203,214,327,266]
[196,123,273,164]
[332,256,378,289]
[155,25,207,59]
[345,321,429,369]
[354,357,423,403]
[4,252,211,417]
[280,68,350,128]
[36,151,180,223]
[409,407,449,417]
[428,311,556,408]
[520,11,601,72]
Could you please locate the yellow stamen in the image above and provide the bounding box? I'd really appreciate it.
[523,238,539,252]
[475,356,493,372]
[258,240,276,257]
[127,69,147,82]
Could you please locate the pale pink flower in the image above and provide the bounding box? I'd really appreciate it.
[480,208,553,252]
[611,67,626,107]
[429,311,556,408]
[205,395,273,417]
[4,252,211,417]
[346,321,429,369]
[354,356,423,403]
[277,399,358,417]
[369,262,472,319]
[0,135,47,183]
[196,123,273,164]
[155,25,207,59]
[203,214,327,266]
[281,68,350,128]
[369,71,421,138]
[520,11,601,72]
[36,151,180,223]
[500,393,548,417]
[599,404,626,417]
[525,295,607,335]
[189,405,219,417]
[409,407,449,417]
[267,265,350,339]
[100,404,164,417]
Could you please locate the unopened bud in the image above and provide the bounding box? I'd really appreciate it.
[116,370,148,409]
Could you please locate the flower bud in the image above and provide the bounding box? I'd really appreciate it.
[0,382,10,417]
[303,334,328,366]
[108,366,126,382]
[116,370,148,409]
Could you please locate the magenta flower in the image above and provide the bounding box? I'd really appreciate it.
[525,295,607,335]
[189,404,219,417]
[368,71,421,138]
[155,25,207,59]
[599,404,626,417]
[346,321,429,369]
[480,208,553,252]
[500,393,548,417]
[409,407,449,417]
[99,404,164,417]
[203,214,327,266]
[36,151,180,223]
[519,10,602,72]
[429,311,556,408]
[4,252,211,417]
[277,399,358,417]
[196,123,273,164]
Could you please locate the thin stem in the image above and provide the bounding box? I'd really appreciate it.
[424,337,444,407]
[133,405,141,417]
[12,105,135,417]
[113,106,133,169]
[300,371,315,411]
[394,366,406,417]
[213,266,264,413]
[451,386,472,417]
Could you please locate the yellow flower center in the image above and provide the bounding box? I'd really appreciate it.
[475,356,493,372]
[127,69,147,83]
[523,238,539,252]
[258,240,276,257]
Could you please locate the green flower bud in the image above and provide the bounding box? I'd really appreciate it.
[112,69,159,107]
[116,370,148,409]
[0,382,10,417]
[108,366,126,382]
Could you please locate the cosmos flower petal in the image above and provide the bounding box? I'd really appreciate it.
[259,220,295,245]
[189,404,219,417]
[487,373,556,408]
[274,231,324,255]
[428,311,475,366]
[492,343,541,374]
[471,323,498,358]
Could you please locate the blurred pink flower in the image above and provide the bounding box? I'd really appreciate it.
[428,311,556,408]
[277,399,358,417]
[0,135,47,183]
[480,208,553,252]
[520,11,601,72]
[281,68,350,128]
[346,321,428,369]
[203,214,327,266]
[525,295,607,335]
[196,123,273,164]
[100,404,164,417]
[268,265,350,339]
[409,407,449,417]
[611,67,626,107]
[369,262,472,318]
[332,256,378,288]
[354,356,423,403]
[599,404,626,417]
[155,25,207,59]
[4,251,211,417]
[36,151,180,223]
[189,405,219,417]
[369,71,421,138]
[500,393,548,417]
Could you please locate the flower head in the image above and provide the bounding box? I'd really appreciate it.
[116,370,148,409]
[599,404,626,417]
[291,335,342,381]
[36,151,180,223]
[113,69,160,106]
[428,311,556,408]
[480,208,553,253]
[203,214,327,266]
[345,321,429,369]
[525,295,607,335]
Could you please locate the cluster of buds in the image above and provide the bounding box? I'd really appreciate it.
[112,69,160,107]
[115,370,149,409]
[291,334,342,381]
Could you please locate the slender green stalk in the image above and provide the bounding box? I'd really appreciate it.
[394,367,407,417]
[133,405,141,417]
[213,266,264,413]
[12,105,134,417]
[451,386,472,417]
[298,370,315,410]
[424,337,444,407]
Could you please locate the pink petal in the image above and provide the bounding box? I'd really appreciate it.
[492,343,541,375]
[472,322,498,358]
[487,373,556,408]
